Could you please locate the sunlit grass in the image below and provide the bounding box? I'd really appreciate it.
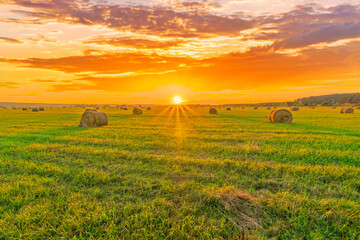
[0,107,359,239]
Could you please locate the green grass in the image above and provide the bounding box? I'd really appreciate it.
[0,107,359,239]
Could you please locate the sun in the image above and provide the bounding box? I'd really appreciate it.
[173,96,183,104]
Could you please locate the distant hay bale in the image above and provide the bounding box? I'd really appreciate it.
[39,107,45,111]
[22,108,27,111]
[269,109,293,123]
[291,107,299,111]
[332,107,337,109]
[147,107,151,110]
[209,108,217,114]
[242,107,245,109]
[357,107,360,110]
[79,110,108,127]
[266,107,271,110]
[340,108,354,114]
[32,108,39,112]
[254,107,258,109]
[226,108,231,111]
[133,108,143,115]
[124,108,128,110]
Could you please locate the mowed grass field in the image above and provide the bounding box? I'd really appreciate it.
[0,106,360,239]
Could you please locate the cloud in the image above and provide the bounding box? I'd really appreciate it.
[258,4,360,49]
[85,36,187,49]
[0,81,19,88]
[0,37,22,44]
[0,53,196,74]
[6,40,356,93]
[3,0,253,38]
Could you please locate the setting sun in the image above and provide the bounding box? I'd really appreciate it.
[173,96,183,104]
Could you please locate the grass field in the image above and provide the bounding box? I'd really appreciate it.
[0,107,360,239]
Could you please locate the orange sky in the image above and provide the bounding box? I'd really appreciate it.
[0,0,359,104]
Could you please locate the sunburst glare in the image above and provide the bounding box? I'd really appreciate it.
[173,96,183,104]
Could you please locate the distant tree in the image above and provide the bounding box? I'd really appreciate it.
[321,101,333,106]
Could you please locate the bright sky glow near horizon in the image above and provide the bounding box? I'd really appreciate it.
[0,0,360,104]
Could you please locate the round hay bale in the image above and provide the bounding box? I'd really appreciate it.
[226,108,231,111]
[341,108,354,114]
[39,107,45,111]
[242,107,245,109]
[291,107,299,111]
[32,108,39,112]
[356,107,360,110]
[22,108,27,111]
[254,107,258,109]
[269,109,293,123]
[209,108,217,114]
[133,108,143,115]
[266,107,271,110]
[124,108,128,110]
[79,111,108,127]
[147,107,151,110]
[332,107,337,109]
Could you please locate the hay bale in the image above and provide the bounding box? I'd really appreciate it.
[124,108,128,110]
[254,107,258,109]
[22,108,27,111]
[242,107,245,109]
[340,108,354,114]
[147,107,151,110]
[332,107,337,109]
[32,108,39,112]
[209,108,217,114]
[133,108,143,115]
[356,107,360,110]
[79,110,108,127]
[39,107,45,111]
[269,109,293,123]
[226,108,231,111]
[291,107,299,111]
[266,107,271,110]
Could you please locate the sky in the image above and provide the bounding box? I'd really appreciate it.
[0,0,359,104]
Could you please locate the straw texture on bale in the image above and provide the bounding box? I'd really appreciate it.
[291,107,299,111]
[133,108,143,115]
[79,110,108,127]
[340,108,354,114]
[269,109,293,123]
[209,108,217,114]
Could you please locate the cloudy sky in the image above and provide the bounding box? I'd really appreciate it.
[0,0,359,104]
